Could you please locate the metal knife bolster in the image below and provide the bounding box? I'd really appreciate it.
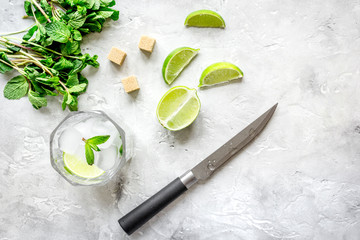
[179,170,198,189]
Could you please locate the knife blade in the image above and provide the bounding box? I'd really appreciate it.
[118,103,278,235]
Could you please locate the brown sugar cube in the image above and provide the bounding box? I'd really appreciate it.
[138,35,156,53]
[122,75,140,93]
[107,47,126,65]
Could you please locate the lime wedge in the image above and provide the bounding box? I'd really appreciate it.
[63,153,105,179]
[199,62,243,87]
[184,10,225,28]
[156,86,201,131]
[162,47,199,85]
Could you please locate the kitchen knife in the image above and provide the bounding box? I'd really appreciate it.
[118,103,278,235]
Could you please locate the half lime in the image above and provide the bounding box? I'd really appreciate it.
[156,86,201,131]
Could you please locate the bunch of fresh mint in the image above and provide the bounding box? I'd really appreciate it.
[0,0,119,110]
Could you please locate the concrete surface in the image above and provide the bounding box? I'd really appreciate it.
[0,0,360,239]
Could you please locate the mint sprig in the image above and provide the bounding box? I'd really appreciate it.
[82,135,110,165]
[0,0,119,111]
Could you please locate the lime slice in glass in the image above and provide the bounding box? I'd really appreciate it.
[156,86,201,131]
[162,47,199,85]
[199,62,243,87]
[63,153,105,179]
[184,10,226,28]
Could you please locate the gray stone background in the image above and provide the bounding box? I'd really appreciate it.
[0,0,359,239]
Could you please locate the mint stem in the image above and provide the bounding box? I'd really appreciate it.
[31,0,51,23]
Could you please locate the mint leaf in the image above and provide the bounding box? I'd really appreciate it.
[45,21,71,43]
[24,0,33,16]
[85,143,94,165]
[119,144,123,155]
[4,75,29,99]
[53,57,74,71]
[68,11,86,29]
[35,76,59,86]
[66,93,74,105]
[28,90,47,109]
[43,88,58,96]
[87,135,110,145]
[97,11,114,19]
[60,40,79,55]
[40,0,52,15]
[68,96,78,111]
[0,52,13,73]
[88,143,101,151]
[61,93,68,110]
[66,73,79,87]
[82,135,110,165]
[92,0,100,10]
[72,30,82,41]
[68,83,87,93]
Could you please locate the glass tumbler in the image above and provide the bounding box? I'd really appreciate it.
[50,110,132,186]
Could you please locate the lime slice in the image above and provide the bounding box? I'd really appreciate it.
[199,62,243,87]
[156,86,201,131]
[184,10,226,28]
[63,153,105,179]
[162,47,199,85]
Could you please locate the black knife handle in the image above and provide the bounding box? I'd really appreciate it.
[118,177,188,235]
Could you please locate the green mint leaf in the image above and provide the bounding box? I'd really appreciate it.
[72,30,82,41]
[87,135,110,145]
[97,10,115,19]
[35,10,47,24]
[119,144,123,155]
[35,76,59,86]
[60,40,80,55]
[81,54,99,68]
[45,21,71,43]
[68,83,87,93]
[23,25,38,40]
[53,57,74,71]
[68,11,87,29]
[28,90,47,109]
[3,75,29,100]
[85,143,94,165]
[92,0,100,10]
[82,22,102,32]
[69,60,85,74]
[66,93,74,105]
[100,0,115,7]
[88,143,101,151]
[30,80,45,94]
[98,7,119,21]
[65,0,76,7]
[61,93,68,110]
[82,0,95,9]
[78,74,89,84]
[6,45,21,53]
[40,57,54,67]
[0,52,13,74]
[68,96,78,111]
[24,0,33,16]
[43,88,58,96]
[66,73,79,87]
[40,0,52,15]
